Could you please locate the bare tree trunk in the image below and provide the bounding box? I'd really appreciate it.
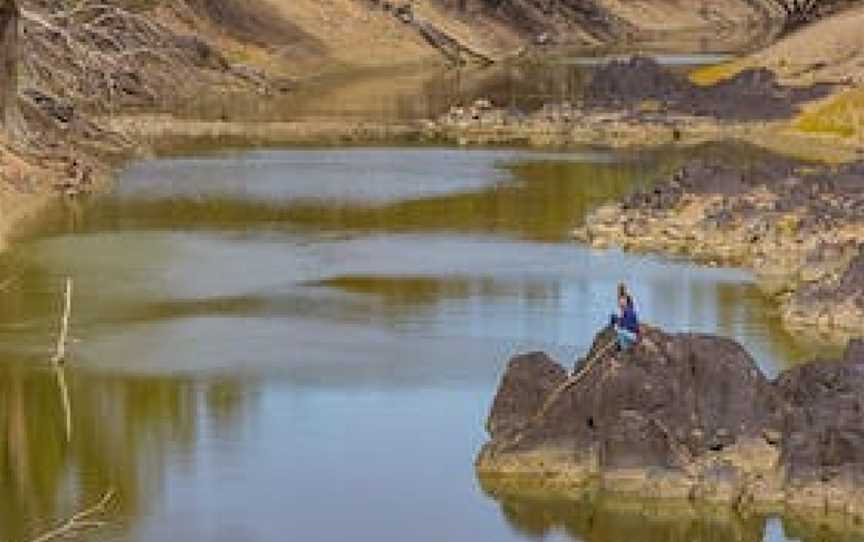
[0,0,18,132]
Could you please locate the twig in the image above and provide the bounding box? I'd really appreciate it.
[51,277,73,365]
[0,275,18,293]
[28,489,115,542]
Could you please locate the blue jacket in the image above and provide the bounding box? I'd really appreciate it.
[612,304,640,334]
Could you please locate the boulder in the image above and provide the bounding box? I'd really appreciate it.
[478,326,864,514]
[846,339,864,364]
[486,351,566,440]
[478,327,781,491]
[775,341,864,484]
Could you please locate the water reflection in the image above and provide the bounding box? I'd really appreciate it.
[484,488,864,542]
[173,52,731,124]
[0,361,256,542]
[488,492,766,542]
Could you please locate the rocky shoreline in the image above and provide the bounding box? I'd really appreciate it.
[572,151,864,339]
[422,56,856,157]
[477,327,864,520]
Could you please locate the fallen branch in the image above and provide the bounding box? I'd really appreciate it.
[28,489,115,542]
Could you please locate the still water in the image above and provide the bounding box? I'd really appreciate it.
[178,53,732,124]
[0,147,848,542]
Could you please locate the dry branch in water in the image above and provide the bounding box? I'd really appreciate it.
[49,277,74,442]
[28,489,115,542]
[51,277,72,365]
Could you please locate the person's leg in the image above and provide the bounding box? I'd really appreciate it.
[616,327,637,350]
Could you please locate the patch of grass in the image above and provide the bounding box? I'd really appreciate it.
[688,61,748,86]
[795,86,864,138]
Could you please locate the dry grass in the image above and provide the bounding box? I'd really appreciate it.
[795,86,864,138]
[260,0,438,73]
[689,60,750,86]
[688,5,864,147]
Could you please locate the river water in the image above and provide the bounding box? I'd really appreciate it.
[1,143,850,542]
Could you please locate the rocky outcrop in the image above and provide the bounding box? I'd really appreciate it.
[477,327,864,518]
[573,150,864,338]
[584,57,833,121]
[785,248,864,333]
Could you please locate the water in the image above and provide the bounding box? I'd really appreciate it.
[0,147,849,542]
[176,52,733,124]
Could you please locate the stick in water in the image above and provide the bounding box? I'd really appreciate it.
[54,365,73,443]
[52,277,73,365]
[29,489,115,542]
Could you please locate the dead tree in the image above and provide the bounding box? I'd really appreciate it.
[0,0,19,131]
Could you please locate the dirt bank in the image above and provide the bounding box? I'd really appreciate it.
[572,146,864,339]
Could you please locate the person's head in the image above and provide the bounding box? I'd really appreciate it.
[618,283,632,309]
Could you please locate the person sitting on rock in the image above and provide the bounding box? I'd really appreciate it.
[610,283,640,351]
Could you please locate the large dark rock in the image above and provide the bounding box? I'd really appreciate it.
[486,351,566,440]
[776,343,864,483]
[847,340,864,364]
[478,328,864,514]
[480,327,780,471]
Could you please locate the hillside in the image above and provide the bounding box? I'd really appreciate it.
[197,0,792,75]
[691,4,864,140]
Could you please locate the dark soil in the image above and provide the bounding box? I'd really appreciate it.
[584,56,835,121]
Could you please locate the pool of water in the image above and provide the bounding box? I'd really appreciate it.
[176,52,733,124]
[0,147,847,542]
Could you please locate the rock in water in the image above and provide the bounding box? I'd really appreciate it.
[477,327,864,517]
